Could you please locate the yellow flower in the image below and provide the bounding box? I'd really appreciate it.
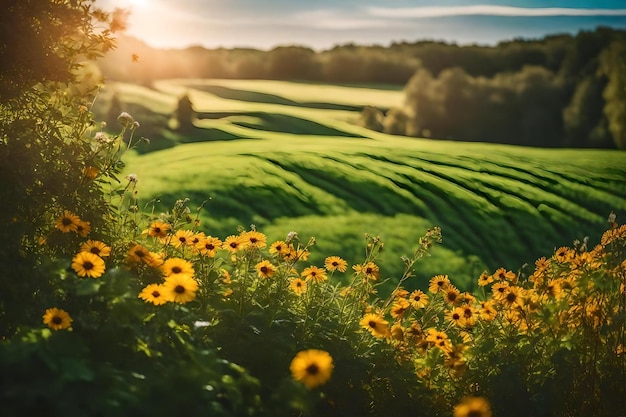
[241,230,267,249]
[502,286,524,309]
[554,246,574,263]
[491,281,510,300]
[409,290,429,309]
[324,256,347,272]
[171,229,195,248]
[453,396,492,417]
[360,313,390,338]
[493,267,517,283]
[544,278,563,299]
[163,274,199,304]
[428,274,450,293]
[269,240,290,256]
[43,307,73,330]
[289,278,307,295]
[75,220,91,237]
[139,284,170,305]
[71,251,106,278]
[144,220,170,239]
[83,166,99,179]
[426,328,452,352]
[477,271,493,287]
[390,323,404,341]
[446,307,466,327]
[79,240,111,258]
[256,260,277,279]
[302,266,327,283]
[223,234,246,253]
[144,251,164,268]
[55,210,81,233]
[196,236,222,257]
[353,262,380,280]
[289,349,334,389]
[161,257,194,278]
[126,243,152,265]
[479,301,498,321]
[443,284,460,305]
[390,298,410,319]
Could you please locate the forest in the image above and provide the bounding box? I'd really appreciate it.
[97,27,626,149]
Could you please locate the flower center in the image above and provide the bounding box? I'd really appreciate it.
[52,316,62,324]
[305,363,320,375]
[62,218,72,226]
[83,261,94,270]
[152,290,160,297]
[172,266,182,274]
[175,285,185,294]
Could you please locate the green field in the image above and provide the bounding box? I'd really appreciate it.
[96,79,626,290]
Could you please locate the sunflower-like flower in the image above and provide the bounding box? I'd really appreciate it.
[302,266,327,283]
[360,313,390,338]
[477,271,493,287]
[79,240,111,258]
[491,281,510,300]
[289,349,334,389]
[43,307,73,330]
[127,243,151,265]
[55,210,81,233]
[144,220,170,239]
[426,328,452,351]
[75,220,91,237]
[163,274,199,304]
[223,234,246,253]
[443,285,461,305]
[241,230,267,249]
[196,236,222,257]
[256,260,277,279]
[269,240,290,257]
[446,307,466,327]
[71,251,106,278]
[161,257,194,278]
[479,300,498,321]
[408,290,429,309]
[353,261,380,280]
[289,278,307,295]
[429,274,450,293]
[453,396,492,417]
[493,267,517,283]
[324,256,347,273]
[171,229,195,249]
[139,284,170,305]
[390,298,410,319]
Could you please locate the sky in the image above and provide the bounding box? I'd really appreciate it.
[95,0,626,50]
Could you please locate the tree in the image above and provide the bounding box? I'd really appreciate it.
[359,106,384,132]
[176,93,195,132]
[600,41,626,149]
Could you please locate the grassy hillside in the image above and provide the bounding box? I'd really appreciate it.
[95,79,626,290]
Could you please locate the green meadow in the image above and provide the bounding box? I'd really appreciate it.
[97,79,626,290]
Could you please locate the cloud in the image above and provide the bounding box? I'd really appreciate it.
[366,5,626,19]
[290,9,394,30]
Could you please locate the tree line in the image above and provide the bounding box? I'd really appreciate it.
[98,28,626,149]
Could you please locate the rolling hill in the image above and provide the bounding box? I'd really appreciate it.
[94,79,626,290]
